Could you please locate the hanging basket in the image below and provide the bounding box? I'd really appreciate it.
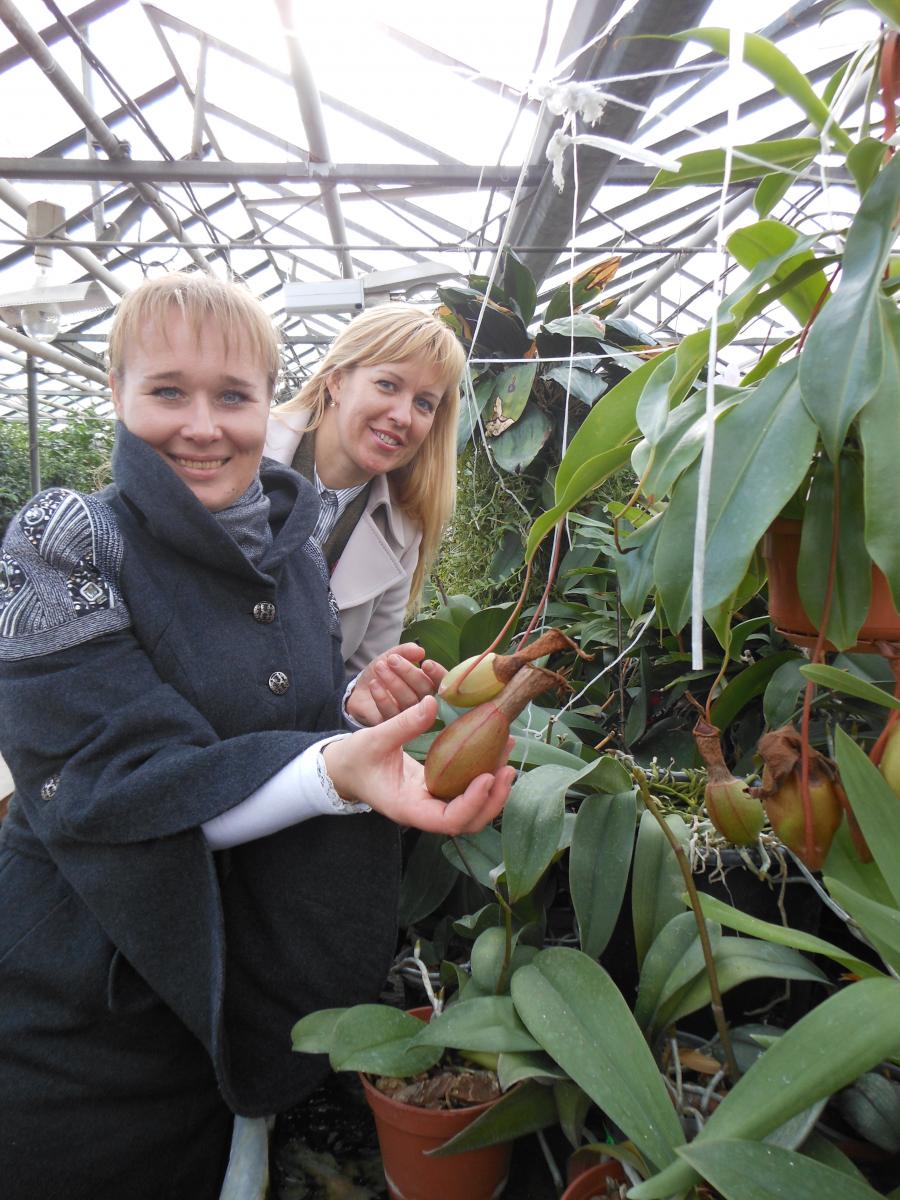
[359,1007,513,1200]
[764,518,900,652]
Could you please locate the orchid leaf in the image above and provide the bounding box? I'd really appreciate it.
[632,810,690,967]
[833,727,900,905]
[328,1006,442,1076]
[799,663,900,710]
[677,1139,882,1200]
[502,764,574,903]
[651,137,819,188]
[430,1078,558,1157]
[860,299,900,606]
[570,789,637,958]
[412,996,540,1053]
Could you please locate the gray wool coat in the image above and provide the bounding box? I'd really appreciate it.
[0,426,400,1200]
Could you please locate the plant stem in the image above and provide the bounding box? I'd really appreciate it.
[634,768,741,1082]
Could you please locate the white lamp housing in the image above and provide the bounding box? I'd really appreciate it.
[283,279,365,315]
[0,279,112,341]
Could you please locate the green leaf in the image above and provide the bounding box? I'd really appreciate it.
[860,299,900,606]
[728,220,828,326]
[429,1078,557,1157]
[509,735,589,772]
[491,400,552,472]
[571,754,633,794]
[677,1139,883,1200]
[543,360,608,405]
[511,949,685,1172]
[496,1050,568,1090]
[488,363,537,425]
[503,250,537,326]
[632,810,690,967]
[825,880,900,974]
[630,977,900,1197]
[401,616,460,668]
[797,454,872,650]
[833,726,900,904]
[502,765,574,903]
[651,138,819,189]
[694,890,882,979]
[525,443,634,562]
[754,170,795,217]
[543,258,621,324]
[457,604,515,660]
[742,334,800,385]
[457,374,494,452]
[799,154,900,460]
[654,359,818,630]
[763,658,807,728]
[570,790,637,958]
[610,512,663,620]
[634,911,716,1033]
[652,938,828,1036]
[398,832,458,926]
[848,136,890,194]
[669,30,852,152]
[290,1007,348,1054]
[710,651,798,731]
[799,663,900,710]
[443,825,502,887]
[869,0,900,29]
[412,995,540,1053]
[838,1071,900,1153]
[541,315,607,340]
[329,1006,442,1076]
[631,387,744,502]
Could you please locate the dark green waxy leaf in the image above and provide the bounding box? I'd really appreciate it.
[401,616,459,668]
[694,891,882,980]
[651,137,820,188]
[488,363,537,425]
[763,658,807,728]
[570,790,637,958]
[502,764,574,902]
[490,400,552,472]
[511,949,685,1172]
[799,153,900,460]
[654,359,818,630]
[503,249,537,326]
[435,593,480,627]
[838,1071,900,1153]
[629,978,900,1198]
[543,361,608,405]
[860,299,900,606]
[430,1078,557,1157]
[398,832,458,926]
[799,663,900,710]
[797,454,871,649]
[833,726,900,904]
[571,754,633,794]
[412,996,540,1053]
[677,1139,882,1200]
[633,911,715,1033]
[669,30,852,151]
[728,221,826,325]
[709,651,798,731]
[458,603,514,660]
[290,1007,347,1054]
[497,1050,568,1090]
[632,810,690,967]
[623,648,650,747]
[453,903,501,939]
[443,825,503,887]
[825,880,900,973]
[543,257,620,324]
[525,444,633,562]
[329,1006,442,1076]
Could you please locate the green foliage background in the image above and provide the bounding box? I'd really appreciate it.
[0,415,114,537]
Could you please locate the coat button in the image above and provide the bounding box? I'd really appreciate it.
[253,601,276,623]
[40,774,60,801]
[268,671,290,695]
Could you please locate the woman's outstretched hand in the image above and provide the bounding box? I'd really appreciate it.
[347,643,446,726]
[324,695,515,835]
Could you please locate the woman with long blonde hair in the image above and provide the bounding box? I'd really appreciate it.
[266,303,465,673]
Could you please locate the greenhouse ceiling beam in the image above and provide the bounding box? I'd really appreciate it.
[0,0,211,274]
[505,0,712,288]
[0,0,125,71]
[144,4,464,169]
[0,159,548,186]
[0,325,108,385]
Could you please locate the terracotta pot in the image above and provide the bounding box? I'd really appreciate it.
[359,1006,513,1200]
[561,1160,627,1199]
[765,518,900,652]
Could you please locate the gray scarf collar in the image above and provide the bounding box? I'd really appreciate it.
[213,476,273,566]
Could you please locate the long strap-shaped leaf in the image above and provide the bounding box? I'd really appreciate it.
[860,298,900,606]
[629,977,900,1198]
[679,1138,882,1200]
[799,153,900,460]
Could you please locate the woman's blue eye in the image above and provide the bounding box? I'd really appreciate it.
[415,397,435,414]
[221,391,249,406]
[153,386,181,400]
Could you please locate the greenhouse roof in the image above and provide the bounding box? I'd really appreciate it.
[0,0,882,424]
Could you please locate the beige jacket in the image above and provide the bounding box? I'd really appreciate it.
[264,411,421,673]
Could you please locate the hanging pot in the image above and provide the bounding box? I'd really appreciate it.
[765,518,900,652]
[359,1007,513,1200]
[561,1160,627,1199]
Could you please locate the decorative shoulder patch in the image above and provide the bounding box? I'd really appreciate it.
[0,488,131,661]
